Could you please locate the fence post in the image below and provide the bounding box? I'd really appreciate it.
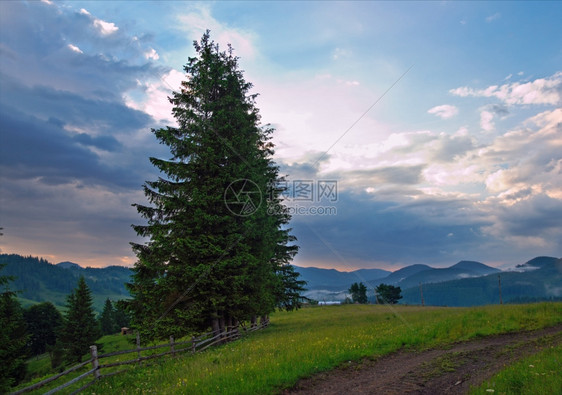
[191,336,197,354]
[136,330,141,364]
[170,336,175,357]
[90,345,100,381]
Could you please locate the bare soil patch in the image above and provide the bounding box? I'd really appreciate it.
[284,323,562,394]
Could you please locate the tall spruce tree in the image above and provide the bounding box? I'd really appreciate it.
[128,31,302,340]
[59,276,100,363]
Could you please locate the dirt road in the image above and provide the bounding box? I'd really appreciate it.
[285,323,562,394]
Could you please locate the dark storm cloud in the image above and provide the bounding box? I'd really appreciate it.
[494,194,562,238]
[0,76,153,136]
[0,105,140,188]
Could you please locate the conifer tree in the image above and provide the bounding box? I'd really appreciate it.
[98,298,118,335]
[128,31,302,340]
[0,264,28,392]
[24,301,62,356]
[59,276,100,363]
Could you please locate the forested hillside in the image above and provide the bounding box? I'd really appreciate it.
[0,254,131,311]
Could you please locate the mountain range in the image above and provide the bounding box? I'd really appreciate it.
[295,257,561,305]
[401,256,562,306]
[1,253,560,310]
[294,260,502,301]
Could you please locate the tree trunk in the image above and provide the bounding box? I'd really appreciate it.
[211,317,220,337]
[219,316,226,342]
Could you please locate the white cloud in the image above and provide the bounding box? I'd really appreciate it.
[486,13,501,23]
[427,104,458,119]
[450,72,562,106]
[79,8,90,15]
[40,0,53,5]
[67,44,83,54]
[93,18,119,35]
[332,47,351,60]
[144,48,159,60]
[480,110,494,131]
[124,69,185,124]
[176,4,256,60]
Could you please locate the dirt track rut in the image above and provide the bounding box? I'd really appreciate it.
[284,323,562,394]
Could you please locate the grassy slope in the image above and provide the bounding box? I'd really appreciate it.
[85,303,562,394]
[472,343,562,394]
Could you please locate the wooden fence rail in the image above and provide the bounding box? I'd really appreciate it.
[10,318,269,395]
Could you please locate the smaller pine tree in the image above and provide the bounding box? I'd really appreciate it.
[59,276,100,363]
[98,298,117,336]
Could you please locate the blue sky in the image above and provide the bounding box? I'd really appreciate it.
[0,1,561,270]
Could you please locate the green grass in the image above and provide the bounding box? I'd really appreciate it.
[472,342,562,395]
[84,303,562,394]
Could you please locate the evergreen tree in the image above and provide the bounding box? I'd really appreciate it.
[113,300,131,329]
[98,298,118,335]
[0,263,28,392]
[59,276,100,363]
[376,283,402,304]
[24,302,63,356]
[128,31,301,340]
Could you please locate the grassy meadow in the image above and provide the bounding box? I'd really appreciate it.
[14,302,562,394]
[90,303,561,394]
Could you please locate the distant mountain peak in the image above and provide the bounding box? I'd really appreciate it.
[450,260,499,273]
[518,256,560,269]
[56,261,82,270]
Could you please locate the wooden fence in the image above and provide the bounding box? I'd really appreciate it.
[11,319,269,395]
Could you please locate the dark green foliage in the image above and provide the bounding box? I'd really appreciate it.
[348,282,368,304]
[99,298,118,335]
[113,300,131,329]
[59,277,100,363]
[128,31,302,340]
[47,343,65,370]
[0,264,29,392]
[376,283,402,304]
[98,298,130,335]
[275,263,308,310]
[24,302,62,356]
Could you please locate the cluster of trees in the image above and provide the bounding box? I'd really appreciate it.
[0,268,130,392]
[375,283,402,304]
[99,298,130,336]
[127,32,305,341]
[346,282,402,305]
[348,282,368,304]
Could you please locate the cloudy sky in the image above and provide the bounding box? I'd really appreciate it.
[1,1,561,271]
